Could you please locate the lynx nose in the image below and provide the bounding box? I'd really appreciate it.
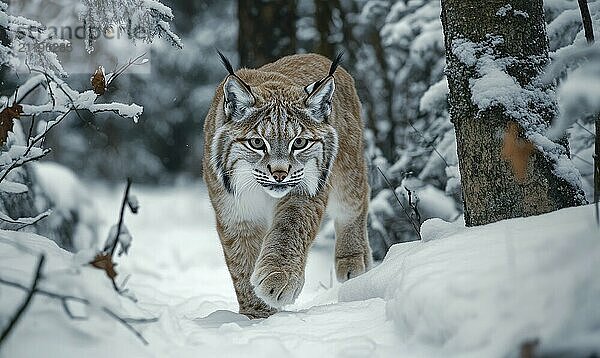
[272,171,287,182]
[267,164,289,183]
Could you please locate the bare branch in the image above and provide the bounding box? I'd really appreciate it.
[107,178,132,257]
[0,254,45,347]
[0,148,51,184]
[101,308,148,345]
[0,209,51,230]
[61,298,87,320]
[405,187,422,226]
[106,52,148,89]
[0,274,155,345]
[377,167,422,239]
[26,114,36,142]
[22,109,71,157]
[407,118,450,168]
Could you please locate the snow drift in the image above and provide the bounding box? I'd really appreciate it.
[1,185,598,357]
[341,204,600,357]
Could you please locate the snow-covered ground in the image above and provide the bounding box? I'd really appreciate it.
[1,183,599,357]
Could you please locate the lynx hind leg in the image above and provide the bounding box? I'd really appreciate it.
[334,218,371,282]
[329,173,372,282]
[217,221,276,318]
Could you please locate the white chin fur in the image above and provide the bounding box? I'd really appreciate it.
[263,187,291,198]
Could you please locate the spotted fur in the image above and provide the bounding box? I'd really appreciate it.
[203,53,371,318]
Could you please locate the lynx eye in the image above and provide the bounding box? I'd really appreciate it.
[292,137,309,151]
[248,137,266,150]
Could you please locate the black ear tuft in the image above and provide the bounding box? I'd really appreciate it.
[216,49,235,76]
[328,51,344,77]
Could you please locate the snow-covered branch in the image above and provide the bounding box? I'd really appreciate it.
[0,2,66,75]
[0,254,45,346]
[0,210,52,231]
[79,0,183,53]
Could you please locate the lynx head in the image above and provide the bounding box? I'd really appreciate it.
[211,52,341,199]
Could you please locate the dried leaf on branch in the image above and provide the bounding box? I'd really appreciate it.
[89,179,137,288]
[90,53,147,95]
[0,104,23,145]
[90,253,117,279]
[90,66,107,95]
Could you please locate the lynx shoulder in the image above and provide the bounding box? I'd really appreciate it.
[202,53,371,318]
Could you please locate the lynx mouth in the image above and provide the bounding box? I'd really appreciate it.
[260,182,297,198]
[255,180,299,190]
[265,183,296,190]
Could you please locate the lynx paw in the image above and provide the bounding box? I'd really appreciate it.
[239,306,276,319]
[250,258,304,309]
[335,251,370,282]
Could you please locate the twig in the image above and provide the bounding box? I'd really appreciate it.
[26,65,56,109]
[405,187,422,226]
[0,107,69,183]
[0,105,69,185]
[572,153,594,167]
[0,254,45,347]
[23,109,72,157]
[9,212,51,231]
[27,114,36,143]
[61,298,87,320]
[0,277,87,305]
[0,148,51,184]
[0,275,155,345]
[10,80,44,107]
[575,120,596,137]
[108,178,132,257]
[121,316,158,324]
[106,52,147,89]
[377,167,422,239]
[102,307,148,345]
[0,211,50,226]
[407,118,450,168]
[27,69,109,141]
[94,178,133,293]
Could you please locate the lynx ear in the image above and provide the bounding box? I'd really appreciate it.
[304,76,335,121]
[223,75,255,121]
[217,49,255,121]
[304,52,342,121]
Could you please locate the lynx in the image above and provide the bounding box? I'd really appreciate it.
[203,52,371,318]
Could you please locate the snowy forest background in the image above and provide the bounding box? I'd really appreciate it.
[0,0,599,357]
[1,0,598,256]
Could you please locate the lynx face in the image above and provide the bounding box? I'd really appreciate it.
[211,75,339,199]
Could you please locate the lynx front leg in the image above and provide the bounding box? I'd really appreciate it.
[250,194,327,308]
[216,220,275,318]
[331,171,372,282]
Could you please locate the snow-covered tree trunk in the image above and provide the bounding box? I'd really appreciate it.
[237,0,297,68]
[440,0,586,226]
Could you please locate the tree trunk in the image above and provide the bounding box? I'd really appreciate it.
[440,0,586,226]
[314,0,334,59]
[576,0,599,220]
[594,114,600,223]
[237,0,297,68]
